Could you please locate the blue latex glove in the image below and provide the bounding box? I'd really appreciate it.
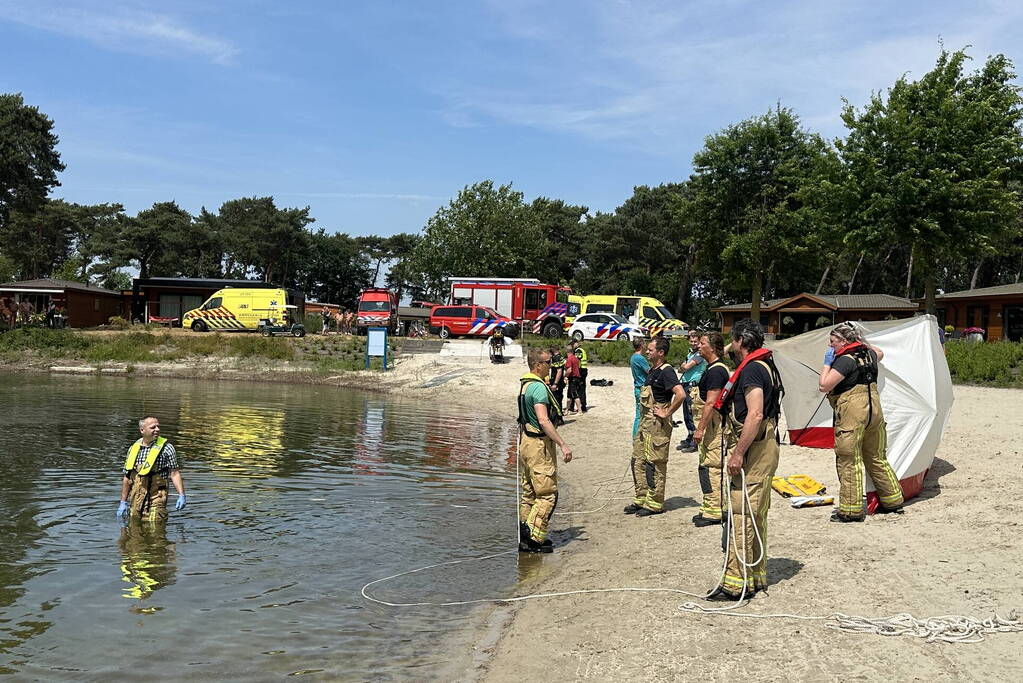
[116,500,129,517]
[174,494,187,511]
[823,347,836,366]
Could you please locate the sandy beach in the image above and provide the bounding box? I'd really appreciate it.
[380,340,1023,682]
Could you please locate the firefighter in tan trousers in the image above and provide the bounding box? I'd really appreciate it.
[819,322,904,522]
[517,348,573,553]
[690,331,733,527]
[707,319,782,601]
[624,337,686,517]
[116,416,186,522]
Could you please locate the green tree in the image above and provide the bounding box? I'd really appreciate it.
[299,229,372,305]
[836,49,1023,313]
[408,181,545,299]
[0,199,123,280]
[90,201,200,279]
[530,197,589,285]
[687,106,840,318]
[0,94,64,229]
[212,197,312,285]
[382,232,423,302]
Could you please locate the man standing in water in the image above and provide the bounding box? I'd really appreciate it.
[517,348,573,553]
[117,416,186,522]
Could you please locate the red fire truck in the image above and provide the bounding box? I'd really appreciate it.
[447,277,575,338]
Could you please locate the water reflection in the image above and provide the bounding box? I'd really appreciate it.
[0,374,522,680]
[117,521,178,610]
[177,402,286,477]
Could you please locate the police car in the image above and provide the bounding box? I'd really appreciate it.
[566,313,645,342]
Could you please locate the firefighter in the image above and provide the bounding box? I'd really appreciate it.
[707,319,783,601]
[517,348,573,552]
[625,337,685,517]
[819,322,904,522]
[676,329,707,452]
[117,416,186,523]
[690,331,733,527]
[570,339,589,412]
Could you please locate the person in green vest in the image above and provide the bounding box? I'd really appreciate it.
[569,339,589,412]
[517,348,573,552]
[117,416,186,522]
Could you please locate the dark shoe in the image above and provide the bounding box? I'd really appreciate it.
[519,522,531,543]
[636,508,664,517]
[518,538,553,554]
[705,587,746,602]
[830,512,865,523]
[623,504,643,514]
[692,514,721,527]
[875,505,904,515]
[676,440,697,453]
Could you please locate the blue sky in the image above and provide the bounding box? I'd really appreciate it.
[3,0,1022,238]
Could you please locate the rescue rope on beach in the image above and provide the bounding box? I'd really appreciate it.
[362,440,1023,644]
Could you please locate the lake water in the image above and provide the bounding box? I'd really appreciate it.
[0,373,530,680]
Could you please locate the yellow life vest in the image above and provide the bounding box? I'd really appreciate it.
[123,437,168,475]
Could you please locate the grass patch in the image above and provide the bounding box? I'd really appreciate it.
[519,334,694,367]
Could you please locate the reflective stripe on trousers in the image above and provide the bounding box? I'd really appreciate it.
[519,433,559,543]
[829,384,904,516]
[631,385,672,511]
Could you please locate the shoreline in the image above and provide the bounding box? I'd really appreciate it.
[9,348,1023,679]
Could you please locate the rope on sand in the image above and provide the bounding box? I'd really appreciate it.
[361,451,1023,644]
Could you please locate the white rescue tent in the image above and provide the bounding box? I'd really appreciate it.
[768,315,954,511]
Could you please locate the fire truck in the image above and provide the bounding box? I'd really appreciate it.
[447,277,576,338]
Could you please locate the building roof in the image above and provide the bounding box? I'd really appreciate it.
[0,278,119,295]
[933,282,1023,299]
[714,293,917,312]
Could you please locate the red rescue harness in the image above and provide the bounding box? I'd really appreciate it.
[712,347,773,414]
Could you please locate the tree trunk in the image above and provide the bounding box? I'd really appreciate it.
[815,264,830,295]
[904,247,914,299]
[673,248,695,321]
[847,252,865,294]
[924,268,936,316]
[970,258,983,290]
[750,270,763,321]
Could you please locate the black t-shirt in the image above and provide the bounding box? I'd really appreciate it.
[732,360,775,423]
[831,348,878,395]
[698,360,730,402]
[646,364,680,403]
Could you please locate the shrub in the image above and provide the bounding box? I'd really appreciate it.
[0,328,91,354]
[944,340,1023,385]
[225,336,295,360]
[108,316,130,330]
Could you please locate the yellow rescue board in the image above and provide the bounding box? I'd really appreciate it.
[771,474,827,497]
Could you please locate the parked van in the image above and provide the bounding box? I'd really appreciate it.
[356,288,399,334]
[575,295,687,336]
[429,304,519,339]
[183,288,297,332]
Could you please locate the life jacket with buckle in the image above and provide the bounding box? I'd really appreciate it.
[123,437,168,475]
[833,341,878,387]
[712,348,783,421]
[518,373,563,437]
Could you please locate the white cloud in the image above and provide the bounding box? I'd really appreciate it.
[434,0,1023,153]
[0,1,239,64]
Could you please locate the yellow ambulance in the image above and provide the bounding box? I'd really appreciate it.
[182,288,294,332]
[571,294,688,336]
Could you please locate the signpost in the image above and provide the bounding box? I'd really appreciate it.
[366,327,389,370]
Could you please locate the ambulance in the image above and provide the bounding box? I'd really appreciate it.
[183,288,300,332]
[571,294,688,337]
